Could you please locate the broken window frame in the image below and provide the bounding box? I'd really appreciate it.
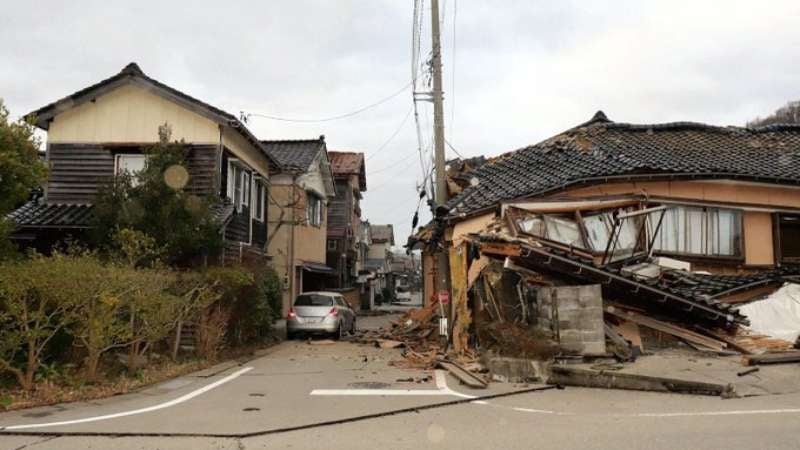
[506,205,660,264]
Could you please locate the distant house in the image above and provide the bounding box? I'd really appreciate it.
[9,63,281,263]
[263,137,335,315]
[366,224,395,293]
[325,151,367,287]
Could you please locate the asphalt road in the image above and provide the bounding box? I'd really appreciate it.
[2,314,800,450]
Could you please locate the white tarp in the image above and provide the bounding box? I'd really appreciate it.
[739,283,800,343]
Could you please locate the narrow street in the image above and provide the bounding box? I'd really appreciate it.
[1,314,799,450]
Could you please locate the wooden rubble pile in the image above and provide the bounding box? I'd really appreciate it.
[603,303,800,365]
[353,303,489,387]
[352,302,441,369]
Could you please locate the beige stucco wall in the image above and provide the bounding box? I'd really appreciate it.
[743,211,774,266]
[48,83,219,144]
[266,164,330,314]
[46,81,270,178]
[563,180,800,210]
[221,128,271,178]
[368,242,391,260]
[452,213,495,246]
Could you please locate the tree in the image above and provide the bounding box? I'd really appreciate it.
[0,100,48,259]
[92,124,222,266]
[748,100,800,127]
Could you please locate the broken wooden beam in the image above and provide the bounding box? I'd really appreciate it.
[437,360,488,389]
[605,306,728,352]
[742,351,800,366]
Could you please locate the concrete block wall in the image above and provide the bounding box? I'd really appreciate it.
[536,284,606,355]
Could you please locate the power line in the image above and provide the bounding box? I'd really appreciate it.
[244,80,412,123]
[449,0,457,139]
[369,151,420,175]
[366,106,413,161]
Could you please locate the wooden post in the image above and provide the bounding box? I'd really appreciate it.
[172,320,183,360]
[448,243,470,354]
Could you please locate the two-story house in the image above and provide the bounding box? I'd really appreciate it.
[263,137,335,315]
[325,151,367,288]
[9,63,280,263]
[365,224,395,293]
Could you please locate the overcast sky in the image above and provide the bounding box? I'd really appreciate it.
[2,0,799,246]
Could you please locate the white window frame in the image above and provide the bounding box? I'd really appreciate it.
[306,192,323,227]
[115,153,148,186]
[227,159,252,212]
[252,179,266,222]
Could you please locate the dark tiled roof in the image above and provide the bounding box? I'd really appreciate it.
[370,224,394,244]
[329,151,366,191]
[261,137,325,172]
[7,201,94,228]
[9,199,236,230]
[447,111,800,217]
[28,63,281,169]
[210,200,236,226]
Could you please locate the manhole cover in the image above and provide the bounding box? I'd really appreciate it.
[347,381,391,389]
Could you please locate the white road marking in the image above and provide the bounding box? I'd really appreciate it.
[310,389,450,396]
[315,370,800,419]
[628,408,800,418]
[0,366,253,430]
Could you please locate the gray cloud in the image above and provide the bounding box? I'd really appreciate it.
[2,0,799,245]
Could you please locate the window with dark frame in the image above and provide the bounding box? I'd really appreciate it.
[327,239,337,251]
[778,214,800,262]
[253,181,266,222]
[306,192,323,226]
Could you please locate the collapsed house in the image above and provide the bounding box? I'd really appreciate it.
[409,111,800,369]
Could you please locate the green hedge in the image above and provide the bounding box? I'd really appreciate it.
[0,253,281,390]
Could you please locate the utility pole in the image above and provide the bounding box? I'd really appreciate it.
[430,0,451,329]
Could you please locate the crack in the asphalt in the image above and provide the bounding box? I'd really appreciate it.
[12,435,59,450]
[0,385,558,440]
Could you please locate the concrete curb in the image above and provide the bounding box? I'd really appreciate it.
[548,366,736,397]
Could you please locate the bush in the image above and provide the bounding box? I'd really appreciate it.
[0,254,83,390]
[0,253,281,390]
[200,266,282,348]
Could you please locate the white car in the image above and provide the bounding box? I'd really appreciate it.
[394,286,412,302]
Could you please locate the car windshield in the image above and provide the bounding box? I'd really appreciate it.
[294,294,333,306]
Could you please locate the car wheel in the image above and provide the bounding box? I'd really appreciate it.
[286,331,296,340]
[332,324,342,340]
[350,318,357,335]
